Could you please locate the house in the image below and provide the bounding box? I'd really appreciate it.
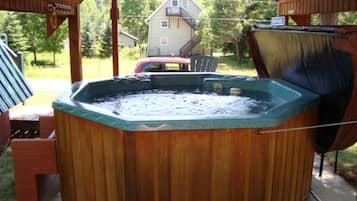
[119,29,138,48]
[146,0,203,57]
[0,38,33,146]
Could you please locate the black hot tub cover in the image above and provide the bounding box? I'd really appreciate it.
[247,25,357,153]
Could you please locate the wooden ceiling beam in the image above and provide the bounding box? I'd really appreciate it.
[0,1,75,15]
[0,0,48,14]
[278,0,357,16]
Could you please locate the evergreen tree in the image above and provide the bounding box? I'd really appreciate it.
[99,23,112,57]
[81,20,96,57]
[81,0,103,56]
[2,12,27,52]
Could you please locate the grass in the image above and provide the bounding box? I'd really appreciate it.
[0,148,16,201]
[326,143,357,188]
[24,50,257,80]
[216,54,256,76]
[24,50,138,79]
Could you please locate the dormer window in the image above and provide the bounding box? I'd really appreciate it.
[172,0,179,7]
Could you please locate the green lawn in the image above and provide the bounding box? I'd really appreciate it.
[24,49,139,79]
[24,49,257,80]
[0,148,15,201]
[326,143,357,188]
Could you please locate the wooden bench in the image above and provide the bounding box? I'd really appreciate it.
[190,55,219,72]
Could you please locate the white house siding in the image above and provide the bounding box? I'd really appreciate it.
[181,0,201,19]
[120,34,136,48]
[147,0,202,57]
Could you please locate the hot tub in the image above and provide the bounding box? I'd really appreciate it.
[53,73,319,201]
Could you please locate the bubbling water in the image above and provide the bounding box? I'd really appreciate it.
[91,89,274,117]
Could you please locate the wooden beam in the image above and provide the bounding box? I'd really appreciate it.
[290,15,311,25]
[68,5,82,83]
[0,111,10,146]
[278,0,357,16]
[46,15,67,36]
[111,0,119,77]
[0,0,48,14]
[45,0,82,5]
[320,13,338,25]
[0,1,75,15]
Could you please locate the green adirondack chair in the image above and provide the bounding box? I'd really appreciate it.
[190,55,219,72]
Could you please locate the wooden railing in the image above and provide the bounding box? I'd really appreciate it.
[180,35,201,57]
[166,7,196,29]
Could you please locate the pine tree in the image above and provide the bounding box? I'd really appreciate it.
[99,23,112,58]
[2,12,27,52]
[81,20,95,57]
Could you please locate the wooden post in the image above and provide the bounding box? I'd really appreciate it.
[68,5,82,83]
[291,15,311,25]
[12,139,58,201]
[320,13,338,25]
[0,111,10,146]
[111,0,119,77]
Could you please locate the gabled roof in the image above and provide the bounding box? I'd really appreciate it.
[0,40,33,114]
[120,30,138,41]
[145,0,202,23]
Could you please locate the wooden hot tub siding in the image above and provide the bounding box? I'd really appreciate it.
[54,108,317,201]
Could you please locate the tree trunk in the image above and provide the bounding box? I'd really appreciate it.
[33,50,37,65]
[53,52,56,65]
[235,41,241,64]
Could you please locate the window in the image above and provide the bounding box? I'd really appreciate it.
[160,37,168,46]
[142,63,165,72]
[172,0,179,7]
[182,0,188,8]
[161,20,169,28]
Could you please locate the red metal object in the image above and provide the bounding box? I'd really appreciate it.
[134,57,190,73]
[111,0,119,77]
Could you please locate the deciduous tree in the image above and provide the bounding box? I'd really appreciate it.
[17,13,45,64]
[41,23,67,65]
